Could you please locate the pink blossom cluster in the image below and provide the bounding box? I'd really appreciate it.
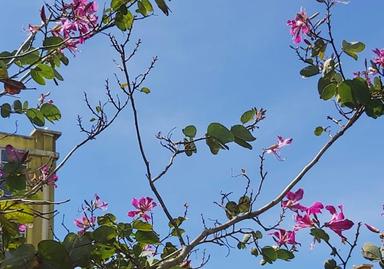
[287,8,310,44]
[74,194,107,233]
[74,215,96,232]
[353,69,377,86]
[128,197,157,222]
[40,164,59,188]
[52,0,98,52]
[271,189,354,247]
[30,0,98,52]
[373,48,384,69]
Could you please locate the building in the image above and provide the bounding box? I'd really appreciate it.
[0,128,60,246]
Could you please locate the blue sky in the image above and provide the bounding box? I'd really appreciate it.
[1,0,384,268]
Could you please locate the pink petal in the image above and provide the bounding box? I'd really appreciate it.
[365,223,380,234]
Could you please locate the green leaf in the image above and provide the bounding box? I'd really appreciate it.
[314,126,324,136]
[347,78,371,105]
[2,244,36,269]
[36,64,55,79]
[342,40,365,60]
[365,100,384,119]
[54,69,64,81]
[320,83,337,100]
[234,137,252,150]
[168,217,186,228]
[300,65,320,77]
[231,125,256,142]
[205,136,224,155]
[0,59,9,78]
[140,87,151,94]
[0,214,19,237]
[26,108,45,126]
[276,249,294,260]
[253,231,263,240]
[16,50,40,66]
[225,201,239,219]
[337,81,355,108]
[1,103,12,118]
[312,39,327,60]
[31,69,46,85]
[261,246,277,264]
[137,0,153,16]
[240,109,256,124]
[362,243,382,261]
[2,203,34,223]
[38,240,72,269]
[92,244,115,260]
[111,0,129,10]
[310,228,330,242]
[161,242,178,259]
[117,223,132,238]
[60,54,69,66]
[154,0,170,15]
[132,220,153,231]
[93,225,117,243]
[40,103,61,122]
[6,173,27,191]
[183,125,197,138]
[207,123,234,144]
[23,101,29,110]
[13,100,23,113]
[238,196,251,213]
[97,213,116,226]
[250,247,259,256]
[115,9,134,31]
[63,233,92,268]
[43,36,64,49]
[135,230,160,244]
[324,259,338,269]
[184,140,197,156]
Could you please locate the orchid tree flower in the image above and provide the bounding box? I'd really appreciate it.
[271,229,300,247]
[74,215,96,233]
[324,205,354,239]
[128,197,157,222]
[265,136,293,160]
[93,194,108,211]
[373,48,384,69]
[281,188,306,212]
[287,8,310,44]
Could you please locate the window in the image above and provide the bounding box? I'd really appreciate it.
[0,148,7,164]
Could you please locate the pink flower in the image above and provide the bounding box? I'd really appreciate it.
[324,205,354,239]
[365,223,380,234]
[294,213,316,230]
[265,136,293,160]
[18,224,27,233]
[305,202,324,215]
[271,229,299,246]
[281,188,306,212]
[50,0,98,52]
[74,215,96,232]
[373,48,384,68]
[40,165,58,188]
[93,194,108,211]
[128,197,157,222]
[5,145,28,163]
[287,8,310,44]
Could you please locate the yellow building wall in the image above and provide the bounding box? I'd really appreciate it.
[0,128,61,247]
